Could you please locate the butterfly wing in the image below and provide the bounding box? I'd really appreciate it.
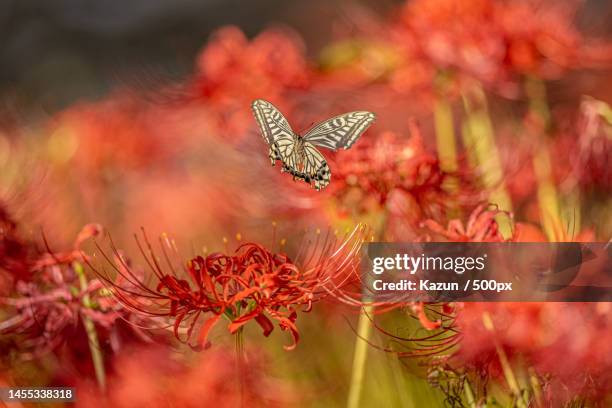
[302,111,376,151]
[251,99,297,166]
[302,142,331,190]
[251,99,294,144]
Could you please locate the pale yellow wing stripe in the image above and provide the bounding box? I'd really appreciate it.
[302,111,375,151]
[277,136,296,168]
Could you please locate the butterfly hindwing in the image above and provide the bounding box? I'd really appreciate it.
[303,111,376,151]
[275,142,330,191]
[303,142,331,190]
[269,134,296,168]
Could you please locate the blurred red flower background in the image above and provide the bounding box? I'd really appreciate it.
[0,0,611,407]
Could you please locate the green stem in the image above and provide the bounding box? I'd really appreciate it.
[528,367,543,408]
[235,326,245,407]
[525,76,563,241]
[532,143,561,241]
[463,378,477,408]
[74,262,106,392]
[525,76,550,126]
[230,297,246,406]
[347,305,373,408]
[435,97,462,220]
[434,97,458,174]
[462,85,513,239]
[482,312,526,408]
[347,209,387,408]
[562,191,581,240]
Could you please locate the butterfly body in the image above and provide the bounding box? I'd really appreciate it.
[252,99,375,190]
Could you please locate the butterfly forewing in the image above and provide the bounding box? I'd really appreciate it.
[251,99,294,145]
[303,111,376,151]
[252,99,297,166]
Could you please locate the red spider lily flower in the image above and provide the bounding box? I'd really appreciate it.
[329,126,447,219]
[503,98,611,209]
[51,92,183,175]
[192,26,310,141]
[75,346,297,408]
[362,303,461,359]
[365,206,507,366]
[91,225,367,351]
[32,223,103,270]
[394,0,612,97]
[0,276,106,359]
[456,302,612,405]
[329,121,481,240]
[0,224,151,360]
[564,97,612,193]
[420,204,508,242]
[456,303,542,380]
[0,202,31,282]
[420,203,558,243]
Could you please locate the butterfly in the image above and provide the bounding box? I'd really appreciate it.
[251,99,376,190]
